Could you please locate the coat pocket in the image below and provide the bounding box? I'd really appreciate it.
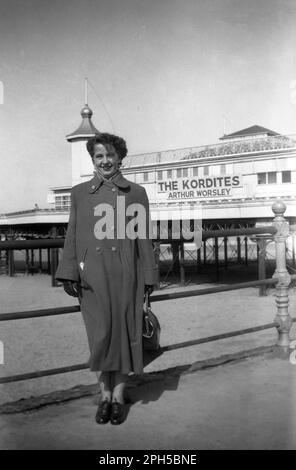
[78,248,88,272]
[78,248,90,289]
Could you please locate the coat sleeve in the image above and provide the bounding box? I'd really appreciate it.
[55,188,80,282]
[136,188,158,286]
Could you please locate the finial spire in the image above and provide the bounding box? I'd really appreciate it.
[85,77,88,105]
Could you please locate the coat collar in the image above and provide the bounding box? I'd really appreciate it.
[88,171,130,193]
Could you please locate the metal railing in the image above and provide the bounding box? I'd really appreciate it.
[0,201,294,384]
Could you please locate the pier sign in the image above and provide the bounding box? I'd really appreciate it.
[157,175,241,200]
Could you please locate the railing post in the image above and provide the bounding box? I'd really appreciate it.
[272,201,292,349]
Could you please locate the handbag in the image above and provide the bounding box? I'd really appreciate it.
[142,292,161,351]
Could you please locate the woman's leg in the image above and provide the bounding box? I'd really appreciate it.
[112,372,128,403]
[96,371,112,401]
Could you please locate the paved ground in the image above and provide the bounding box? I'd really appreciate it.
[1,349,296,450]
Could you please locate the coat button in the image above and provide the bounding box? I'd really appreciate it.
[111,246,117,251]
[96,246,101,252]
[92,185,96,189]
[112,187,116,192]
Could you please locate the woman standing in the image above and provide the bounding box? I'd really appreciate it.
[56,133,157,425]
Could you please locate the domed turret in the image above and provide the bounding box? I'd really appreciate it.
[80,104,93,119]
[66,104,100,142]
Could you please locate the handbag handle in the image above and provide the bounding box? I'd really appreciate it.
[143,292,152,335]
[144,292,151,311]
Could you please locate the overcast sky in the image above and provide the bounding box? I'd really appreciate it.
[0,0,296,212]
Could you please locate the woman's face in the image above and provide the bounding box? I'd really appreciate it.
[92,143,120,179]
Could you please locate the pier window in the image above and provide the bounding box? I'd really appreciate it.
[183,168,188,177]
[143,172,149,182]
[177,169,182,177]
[193,167,198,176]
[167,169,172,179]
[220,164,226,175]
[267,172,277,184]
[55,195,71,211]
[282,171,291,183]
[258,173,266,185]
[157,170,163,180]
[258,172,277,185]
[203,166,209,176]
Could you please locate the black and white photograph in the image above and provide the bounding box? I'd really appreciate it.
[0,0,296,453]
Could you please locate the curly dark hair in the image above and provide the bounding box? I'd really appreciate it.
[86,133,128,161]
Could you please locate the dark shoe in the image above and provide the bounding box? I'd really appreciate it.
[95,399,111,424]
[110,401,126,425]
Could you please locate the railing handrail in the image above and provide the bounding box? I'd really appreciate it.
[0,225,278,250]
[0,277,285,322]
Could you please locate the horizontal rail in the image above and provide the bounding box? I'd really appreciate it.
[0,277,280,321]
[0,225,277,250]
[202,226,277,240]
[2,319,293,384]
[0,239,64,250]
[0,305,81,321]
[150,278,278,302]
[0,363,89,384]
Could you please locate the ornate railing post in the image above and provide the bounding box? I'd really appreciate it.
[272,200,292,348]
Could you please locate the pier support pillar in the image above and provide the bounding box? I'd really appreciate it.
[171,242,180,275]
[203,240,207,266]
[237,236,241,263]
[224,237,228,268]
[244,236,248,266]
[214,237,219,282]
[8,250,14,277]
[251,234,272,296]
[50,248,59,287]
[179,242,185,285]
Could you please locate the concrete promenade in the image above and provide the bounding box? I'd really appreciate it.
[1,349,296,450]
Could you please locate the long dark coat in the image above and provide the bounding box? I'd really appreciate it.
[55,172,158,374]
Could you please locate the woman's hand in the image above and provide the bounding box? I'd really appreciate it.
[63,280,80,297]
[144,284,154,296]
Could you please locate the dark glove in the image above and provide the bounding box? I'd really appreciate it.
[144,284,154,296]
[63,280,80,298]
